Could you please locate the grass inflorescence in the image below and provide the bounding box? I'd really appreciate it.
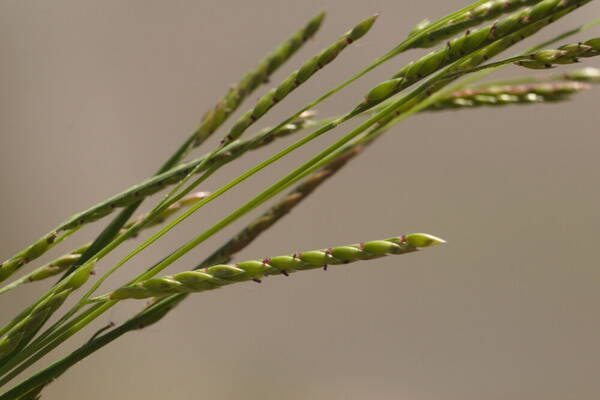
[98,234,444,301]
[0,1,598,398]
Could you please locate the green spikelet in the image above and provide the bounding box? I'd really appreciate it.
[223,15,378,144]
[101,233,445,301]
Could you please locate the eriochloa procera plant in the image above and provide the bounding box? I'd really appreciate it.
[0,1,599,398]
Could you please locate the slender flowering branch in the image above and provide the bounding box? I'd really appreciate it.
[93,234,445,301]
[427,81,591,110]
[469,66,600,87]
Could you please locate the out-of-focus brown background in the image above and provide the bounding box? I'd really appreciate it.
[1,1,599,399]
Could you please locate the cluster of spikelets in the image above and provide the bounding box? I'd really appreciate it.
[99,234,444,301]
[0,0,599,398]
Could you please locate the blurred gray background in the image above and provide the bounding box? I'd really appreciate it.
[1,1,599,399]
